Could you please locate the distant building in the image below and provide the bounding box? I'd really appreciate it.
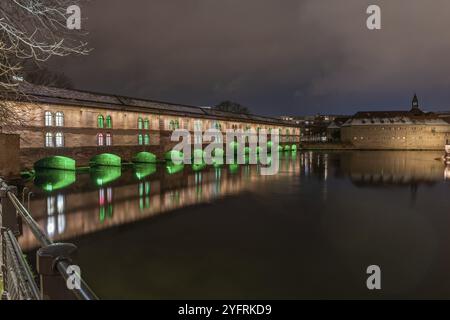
[340,94,450,150]
[327,117,351,142]
[281,114,348,142]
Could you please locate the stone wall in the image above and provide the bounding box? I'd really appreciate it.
[0,133,20,178]
[341,124,450,150]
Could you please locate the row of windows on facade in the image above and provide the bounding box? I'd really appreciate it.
[46,132,298,148]
[46,132,142,147]
[45,111,64,127]
[45,111,296,134]
[45,132,65,147]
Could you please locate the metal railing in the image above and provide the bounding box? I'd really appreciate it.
[1,228,40,300]
[0,178,98,300]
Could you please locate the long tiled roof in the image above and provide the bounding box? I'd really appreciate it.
[15,82,295,127]
[342,108,450,126]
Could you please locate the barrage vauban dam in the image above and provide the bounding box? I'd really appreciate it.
[1,84,449,178]
[0,83,301,178]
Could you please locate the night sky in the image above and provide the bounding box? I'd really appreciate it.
[48,0,450,116]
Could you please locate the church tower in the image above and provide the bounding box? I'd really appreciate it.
[412,93,419,111]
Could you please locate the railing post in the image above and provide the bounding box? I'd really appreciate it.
[37,243,78,300]
[0,184,21,236]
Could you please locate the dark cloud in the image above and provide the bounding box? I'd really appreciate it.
[50,0,450,116]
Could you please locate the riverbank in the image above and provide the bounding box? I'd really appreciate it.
[300,142,446,151]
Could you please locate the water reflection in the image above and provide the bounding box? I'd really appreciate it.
[46,194,66,237]
[35,169,76,192]
[19,151,449,250]
[90,166,122,187]
[134,164,157,180]
[99,187,113,222]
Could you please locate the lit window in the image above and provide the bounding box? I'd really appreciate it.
[169,120,177,130]
[144,119,150,130]
[55,112,64,127]
[106,133,112,146]
[98,115,104,128]
[194,120,202,131]
[45,111,53,126]
[138,117,143,130]
[106,115,112,128]
[55,132,64,147]
[144,134,150,145]
[138,134,143,145]
[97,133,104,146]
[45,132,53,147]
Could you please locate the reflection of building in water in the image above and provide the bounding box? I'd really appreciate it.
[341,151,445,186]
[139,182,151,211]
[20,157,301,250]
[299,152,329,181]
[445,166,450,181]
[99,187,113,222]
[46,194,66,237]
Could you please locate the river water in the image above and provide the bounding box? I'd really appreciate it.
[19,151,450,299]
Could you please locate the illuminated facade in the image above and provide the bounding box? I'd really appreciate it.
[2,83,300,169]
[340,95,450,150]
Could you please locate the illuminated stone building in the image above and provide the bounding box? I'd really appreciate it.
[1,83,300,169]
[340,95,450,150]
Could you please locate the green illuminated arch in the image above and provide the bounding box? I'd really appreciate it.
[284,145,291,151]
[34,156,76,171]
[133,152,157,164]
[90,153,122,167]
[165,150,184,163]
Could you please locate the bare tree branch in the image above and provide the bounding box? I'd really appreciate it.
[0,0,90,130]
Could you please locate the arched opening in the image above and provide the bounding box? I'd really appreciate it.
[55,132,64,147]
[106,133,112,146]
[55,112,64,127]
[90,153,122,167]
[97,133,104,146]
[34,156,76,171]
[45,111,53,126]
[97,115,104,128]
[45,132,53,147]
[106,115,112,128]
